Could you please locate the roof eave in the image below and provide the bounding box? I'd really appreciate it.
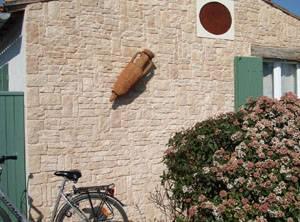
[2,0,54,12]
[262,0,300,21]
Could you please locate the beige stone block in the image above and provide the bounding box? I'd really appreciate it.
[79,0,98,7]
[44,118,60,130]
[27,120,44,144]
[27,88,40,107]
[27,74,47,87]
[28,156,41,173]
[59,130,74,142]
[27,56,39,74]
[112,38,121,55]
[26,107,45,120]
[111,110,122,128]
[40,130,60,143]
[62,95,73,116]
[29,173,47,185]
[29,185,43,206]
[78,109,96,117]
[27,144,47,156]
[41,155,58,171]
[40,93,61,105]
[26,23,39,44]
[26,44,44,57]
[47,1,60,20]
[82,78,93,92]
[45,109,62,118]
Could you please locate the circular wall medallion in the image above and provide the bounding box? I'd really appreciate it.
[199,2,232,35]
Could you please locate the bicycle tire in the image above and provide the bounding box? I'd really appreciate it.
[0,206,11,222]
[55,192,128,222]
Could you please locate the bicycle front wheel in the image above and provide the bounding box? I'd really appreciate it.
[55,192,128,222]
[0,207,11,222]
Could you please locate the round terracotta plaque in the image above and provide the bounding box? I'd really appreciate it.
[199,2,232,35]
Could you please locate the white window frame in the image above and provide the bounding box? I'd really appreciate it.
[264,60,300,99]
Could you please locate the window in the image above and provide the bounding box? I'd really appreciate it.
[263,60,300,99]
[234,57,300,110]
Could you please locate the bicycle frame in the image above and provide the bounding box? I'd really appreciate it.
[0,156,122,222]
[0,170,88,222]
[50,178,89,222]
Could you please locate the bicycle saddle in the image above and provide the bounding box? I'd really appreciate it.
[54,170,82,182]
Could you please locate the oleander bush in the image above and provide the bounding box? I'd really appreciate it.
[161,93,300,222]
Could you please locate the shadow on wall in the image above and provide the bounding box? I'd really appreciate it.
[0,11,23,67]
[27,174,44,222]
[112,68,155,110]
[28,195,44,222]
[0,36,22,67]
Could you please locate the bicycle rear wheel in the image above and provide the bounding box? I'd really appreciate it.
[55,192,128,222]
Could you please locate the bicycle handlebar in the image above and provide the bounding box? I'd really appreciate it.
[0,155,17,164]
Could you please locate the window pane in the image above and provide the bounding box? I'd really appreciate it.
[281,63,296,95]
[263,62,273,98]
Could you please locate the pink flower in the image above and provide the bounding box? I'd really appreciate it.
[241,198,249,205]
[269,173,278,182]
[187,206,197,217]
[273,211,284,218]
[258,152,265,159]
[267,193,276,203]
[278,148,289,155]
[217,204,226,213]
[238,177,246,184]
[260,180,272,188]
[253,172,260,178]
[267,151,274,157]
[256,216,267,222]
[243,204,251,212]
[237,159,244,165]
[258,203,269,213]
[226,198,236,207]
[253,203,260,210]
[198,194,206,202]
[184,198,192,203]
[164,148,174,156]
[219,190,227,198]
[247,161,255,170]
[291,176,298,183]
[200,201,213,209]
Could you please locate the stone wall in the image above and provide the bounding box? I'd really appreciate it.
[24,0,300,221]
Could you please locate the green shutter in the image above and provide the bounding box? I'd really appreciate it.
[0,93,26,216]
[0,64,9,91]
[234,57,263,110]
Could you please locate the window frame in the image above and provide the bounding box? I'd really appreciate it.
[263,59,300,99]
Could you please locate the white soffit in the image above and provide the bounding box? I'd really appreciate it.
[196,0,235,40]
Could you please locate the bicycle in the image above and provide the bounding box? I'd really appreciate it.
[0,155,129,222]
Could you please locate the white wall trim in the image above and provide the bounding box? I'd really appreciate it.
[297,64,300,98]
[273,62,281,99]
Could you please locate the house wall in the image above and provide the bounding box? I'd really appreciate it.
[24,0,300,221]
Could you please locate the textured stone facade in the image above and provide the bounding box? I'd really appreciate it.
[24,0,300,221]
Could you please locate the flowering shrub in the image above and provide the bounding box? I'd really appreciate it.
[161,93,300,221]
